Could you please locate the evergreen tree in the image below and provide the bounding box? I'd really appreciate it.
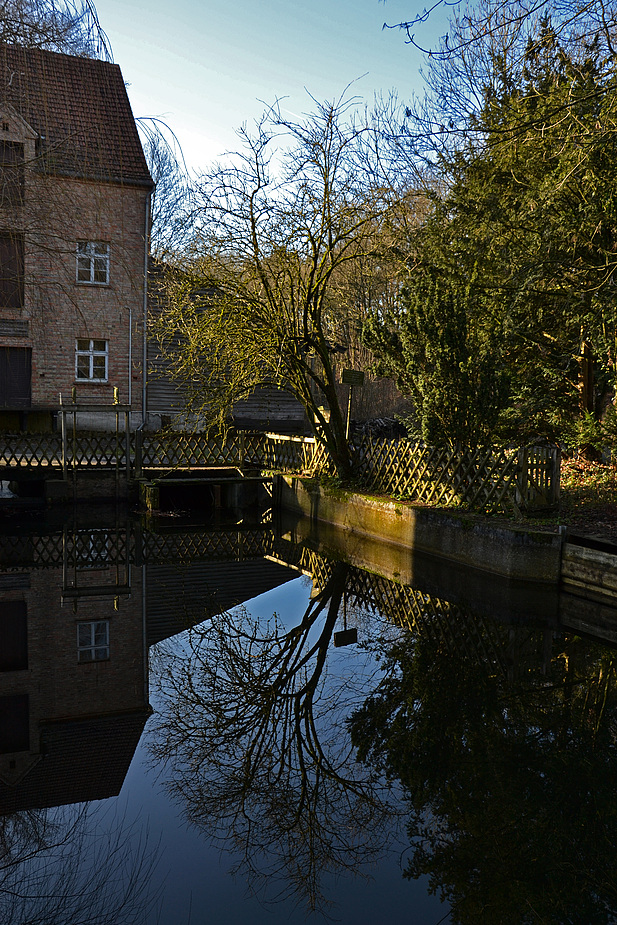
[369,24,617,443]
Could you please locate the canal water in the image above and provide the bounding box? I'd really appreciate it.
[1,504,616,924]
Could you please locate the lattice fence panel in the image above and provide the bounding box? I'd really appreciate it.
[66,431,126,467]
[0,433,63,469]
[138,432,247,469]
[241,432,269,467]
[350,437,559,511]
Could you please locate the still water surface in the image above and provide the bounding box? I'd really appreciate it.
[1,507,616,924]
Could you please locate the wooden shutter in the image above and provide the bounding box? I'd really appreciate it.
[0,142,24,207]
[0,600,27,671]
[0,694,29,753]
[0,231,24,309]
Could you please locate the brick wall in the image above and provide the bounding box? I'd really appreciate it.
[0,560,146,785]
[0,155,149,416]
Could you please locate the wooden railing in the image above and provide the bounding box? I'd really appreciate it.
[0,423,560,512]
[261,433,560,512]
[353,439,561,511]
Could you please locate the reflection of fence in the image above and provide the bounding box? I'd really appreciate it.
[141,528,274,564]
[0,524,275,571]
[276,542,537,679]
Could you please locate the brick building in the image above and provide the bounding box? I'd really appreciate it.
[0,43,152,430]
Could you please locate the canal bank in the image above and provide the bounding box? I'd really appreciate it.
[275,475,617,608]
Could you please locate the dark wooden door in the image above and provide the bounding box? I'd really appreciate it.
[0,346,31,407]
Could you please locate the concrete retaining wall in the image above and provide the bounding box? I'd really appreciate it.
[275,476,563,583]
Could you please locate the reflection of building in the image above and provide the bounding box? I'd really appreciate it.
[0,518,299,814]
[144,526,298,644]
[0,524,149,812]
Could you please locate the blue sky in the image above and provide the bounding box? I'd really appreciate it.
[94,0,450,173]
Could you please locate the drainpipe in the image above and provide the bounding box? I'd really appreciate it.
[141,190,151,429]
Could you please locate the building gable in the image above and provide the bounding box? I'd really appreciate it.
[0,43,152,186]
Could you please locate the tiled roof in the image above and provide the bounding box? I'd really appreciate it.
[0,710,152,813]
[0,44,152,186]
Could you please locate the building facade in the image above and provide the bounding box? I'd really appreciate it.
[0,44,152,430]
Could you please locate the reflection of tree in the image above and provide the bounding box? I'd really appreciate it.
[350,612,617,925]
[0,803,161,924]
[149,562,398,914]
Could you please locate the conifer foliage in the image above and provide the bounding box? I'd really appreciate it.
[368,10,617,445]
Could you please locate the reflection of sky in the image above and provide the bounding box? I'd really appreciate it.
[123,576,450,924]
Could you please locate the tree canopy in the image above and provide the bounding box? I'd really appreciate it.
[366,13,617,444]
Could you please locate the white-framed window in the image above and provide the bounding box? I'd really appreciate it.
[76,241,110,285]
[75,338,108,381]
[77,621,109,663]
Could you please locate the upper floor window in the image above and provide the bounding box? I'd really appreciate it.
[76,338,108,381]
[76,241,110,285]
[0,142,24,208]
[77,621,109,663]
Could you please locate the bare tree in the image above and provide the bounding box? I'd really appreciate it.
[385,0,617,61]
[0,0,111,58]
[151,92,413,478]
[148,562,400,915]
[137,117,192,259]
[382,0,617,162]
[0,802,162,924]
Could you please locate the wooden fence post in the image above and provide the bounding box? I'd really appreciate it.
[134,428,143,479]
[516,446,528,509]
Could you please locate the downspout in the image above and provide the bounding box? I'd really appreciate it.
[141,189,152,429]
[128,299,132,410]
